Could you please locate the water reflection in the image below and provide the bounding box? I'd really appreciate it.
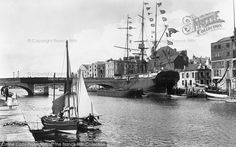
[210,102,236,118]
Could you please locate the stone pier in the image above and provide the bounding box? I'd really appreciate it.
[0,98,35,142]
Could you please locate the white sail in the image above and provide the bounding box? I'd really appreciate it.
[75,70,99,118]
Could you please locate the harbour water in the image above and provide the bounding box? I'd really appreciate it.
[4,88,236,146]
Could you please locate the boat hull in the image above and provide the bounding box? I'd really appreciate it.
[225,98,236,103]
[206,97,227,101]
[88,70,179,98]
[30,129,56,141]
[205,91,228,99]
[143,91,171,99]
[89,89,143,98]
[205,91,229,101]
[170,94,186,99]
[41,116,80,130]
[41,115,101,132]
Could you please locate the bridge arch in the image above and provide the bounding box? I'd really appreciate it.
[1,84,34,96]
[86,83,114,89]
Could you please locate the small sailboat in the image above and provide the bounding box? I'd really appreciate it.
[205,64,229,101]
[41,40,101,133]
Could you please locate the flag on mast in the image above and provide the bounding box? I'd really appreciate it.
[157,2,162,7]
[160,10,166,14]
[168,28,178,37]
[167,40,173,45]
[162,17,167,22]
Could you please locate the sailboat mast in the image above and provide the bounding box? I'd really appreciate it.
[126,15,129,59]
[141,3,144,45]
[154,2,158,51]
[66,40,70,93]
[53,73,55,102]
[233,0,236,43]
[139,1,145,73]
[66,40,71,118]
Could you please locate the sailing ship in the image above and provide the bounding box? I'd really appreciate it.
[91,2,180,99]
[129,2,179,98]
[41,40,101,132]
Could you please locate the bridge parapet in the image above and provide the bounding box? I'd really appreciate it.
[0,78,21,85]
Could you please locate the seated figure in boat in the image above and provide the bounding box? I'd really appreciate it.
[58,111,64,121]
[85,113,99,125]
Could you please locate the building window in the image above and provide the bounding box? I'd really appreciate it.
[214,45,217,49]
[192,72,194,78]
[201,72,203,78]
[186,73,189,78]
[206,72,210,78]
[189,80,192,85]
[226,43,230,48]
[226,61,230,68]
[227,52,230,56]
[201,80,203,84]
[218,45,221,49]
[182,80,184,86]
[233,50,236,58]
[182,73,184,78]
[214,70,218,77]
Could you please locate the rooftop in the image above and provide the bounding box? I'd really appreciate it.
[214,36,234,43]
[183,63,210,71]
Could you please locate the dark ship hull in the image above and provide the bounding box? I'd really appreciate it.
[89,70,179,98]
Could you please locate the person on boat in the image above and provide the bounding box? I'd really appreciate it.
[58,111,64,120]
[86,113,98,125]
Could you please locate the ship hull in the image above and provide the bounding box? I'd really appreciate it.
[89,89,143,98]
[130,70,179,94]
[89,70,179,99]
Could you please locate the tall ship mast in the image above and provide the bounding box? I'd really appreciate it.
[115,15,136,60]
[136,1,148,73]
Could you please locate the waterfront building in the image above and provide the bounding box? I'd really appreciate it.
[105,59,124,78]
[190,55,211,68]
[148,46,189,72]
[80,64,90,78]
[92,61,106,78]
[211,36,236,90]
[122,56,147,75]
[177,63,211,89]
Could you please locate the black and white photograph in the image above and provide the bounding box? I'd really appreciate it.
[0,0,236,146]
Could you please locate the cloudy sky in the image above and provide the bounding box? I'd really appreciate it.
[0,0,234,77]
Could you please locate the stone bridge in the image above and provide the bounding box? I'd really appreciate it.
[0,77,134,96]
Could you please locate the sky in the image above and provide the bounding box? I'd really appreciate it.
[0,0,234,78]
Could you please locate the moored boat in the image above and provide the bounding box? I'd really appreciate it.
[205,91,229,101]
[30,128,56,141]
[143,91,171,99]
[225,97,236,103]
[170,94,186,99]
[41,40,101,133]
[89,88,143,98]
